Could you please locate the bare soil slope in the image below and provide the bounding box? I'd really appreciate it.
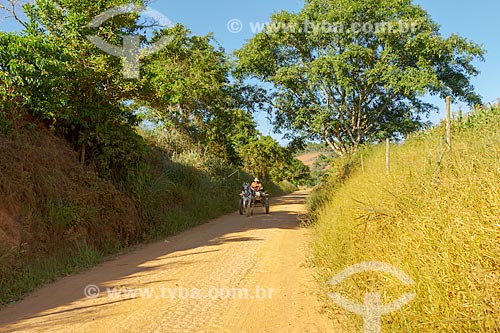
[296,152,322,167]
[0,129,142,271]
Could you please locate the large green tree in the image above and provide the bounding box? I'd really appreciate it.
[236,0,484,155]
[1,0,263,176]
[141,26,261,163]
[1,0,152,179]
[239,135,310,185]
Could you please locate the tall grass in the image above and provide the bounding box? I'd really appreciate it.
[310,105,500,332]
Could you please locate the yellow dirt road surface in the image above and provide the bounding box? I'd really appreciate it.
[0,191,337,332]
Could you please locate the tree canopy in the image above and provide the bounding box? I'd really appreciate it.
[0,0,309,185]
[236,0,484,155]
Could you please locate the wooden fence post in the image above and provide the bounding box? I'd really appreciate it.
[446,96,452,150]
[386,138,390,175]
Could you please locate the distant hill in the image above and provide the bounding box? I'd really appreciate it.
[296,152,323,167]
[296,143,335,172]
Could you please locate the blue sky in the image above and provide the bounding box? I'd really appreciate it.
[1,0,499,142]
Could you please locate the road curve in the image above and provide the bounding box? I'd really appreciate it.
[0,191,337,332]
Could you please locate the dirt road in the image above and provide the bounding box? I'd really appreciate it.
[0,191,337,332]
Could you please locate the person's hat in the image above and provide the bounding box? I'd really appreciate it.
[254,178,260,182]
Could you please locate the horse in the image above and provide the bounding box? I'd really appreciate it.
[240,182,255,217]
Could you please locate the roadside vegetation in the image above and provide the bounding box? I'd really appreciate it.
[308,104,500,332]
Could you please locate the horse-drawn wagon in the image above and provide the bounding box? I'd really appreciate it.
[239,183,270,216]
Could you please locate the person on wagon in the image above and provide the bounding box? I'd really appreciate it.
[251,178,264,194]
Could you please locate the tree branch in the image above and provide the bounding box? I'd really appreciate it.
[0,0,28,29]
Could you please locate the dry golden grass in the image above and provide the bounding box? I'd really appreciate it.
[311,105,500,332]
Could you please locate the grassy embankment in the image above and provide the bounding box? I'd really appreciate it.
[309,105,500,332]
[0,126,293,307]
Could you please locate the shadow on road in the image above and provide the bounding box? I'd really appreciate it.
[0,191,311,331]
